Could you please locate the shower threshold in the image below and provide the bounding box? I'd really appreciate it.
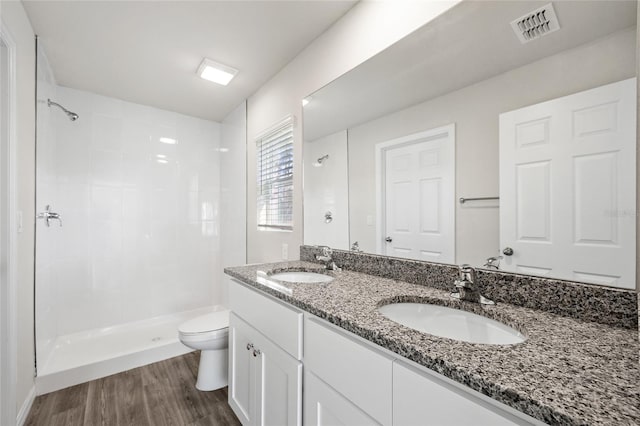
[36,306,224,395]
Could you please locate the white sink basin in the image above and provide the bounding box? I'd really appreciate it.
[269,271,334,284]
[378,303,525,345]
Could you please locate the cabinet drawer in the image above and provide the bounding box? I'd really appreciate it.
[304,316,393,426]
[393,361,543,426]
[229,279,303,359]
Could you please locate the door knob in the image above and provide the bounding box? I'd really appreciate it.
[253,348,261,357]
[385,237,392,243]
[246,343,254,351]
[502,247,514,256]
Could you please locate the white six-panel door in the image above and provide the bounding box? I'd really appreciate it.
[499,78,636,289]
[377,125,455,263]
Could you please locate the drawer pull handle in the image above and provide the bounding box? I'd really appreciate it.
[246,343,254,351]
[253,349,261,357]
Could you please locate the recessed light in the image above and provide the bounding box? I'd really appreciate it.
[159,137,177,145]
[197,58,238,86]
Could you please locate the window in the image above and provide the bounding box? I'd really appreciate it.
[257,116,294,230]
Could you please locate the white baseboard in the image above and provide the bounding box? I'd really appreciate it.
[16,386,35,426]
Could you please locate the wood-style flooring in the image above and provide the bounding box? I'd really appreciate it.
[25,352,241,426]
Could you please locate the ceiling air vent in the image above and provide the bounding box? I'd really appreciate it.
[511,3,560,44]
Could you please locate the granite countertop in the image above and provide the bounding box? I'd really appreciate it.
[224,261,640,426]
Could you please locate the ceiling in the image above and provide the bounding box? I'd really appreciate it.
[23,0,357,122]
[304,0,637,141]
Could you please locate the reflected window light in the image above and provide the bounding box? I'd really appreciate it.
[201,202,214,221]
[201,221,216,237]
[159,137,177,145]
[156,158,169,164]
[218,147,229,153]
[302,97,312,107]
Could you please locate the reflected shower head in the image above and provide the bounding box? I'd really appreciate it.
[313,154,329,167]
[47,99,79,121]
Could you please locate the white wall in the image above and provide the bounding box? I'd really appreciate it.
[220,101,247,306]
[0,0,37,418]
[35,86,222,343]
[303,130,349,250]
[347,28,636,266]
[246,0,461,263]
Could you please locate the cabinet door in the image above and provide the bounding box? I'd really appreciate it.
[254,331,302,426]
[393,361,538,426]
[304,371,382,426]
[229,313,257,425]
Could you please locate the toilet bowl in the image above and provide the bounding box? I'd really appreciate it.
[178,310,229,391]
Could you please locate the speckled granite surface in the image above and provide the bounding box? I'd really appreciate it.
[300,246,638,329]
[225,261,640,426]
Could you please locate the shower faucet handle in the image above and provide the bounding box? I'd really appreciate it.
[37,205,63,227]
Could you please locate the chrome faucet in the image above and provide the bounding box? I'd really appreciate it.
[450,264,494,305]
[315,246,342,272]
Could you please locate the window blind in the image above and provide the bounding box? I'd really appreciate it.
[257,116,294,230]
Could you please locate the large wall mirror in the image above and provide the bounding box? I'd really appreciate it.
[302,0,637,289]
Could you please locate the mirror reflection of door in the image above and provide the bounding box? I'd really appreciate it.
[377,125,455,262]
[499,78,636,289]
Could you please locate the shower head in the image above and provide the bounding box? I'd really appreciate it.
[47,99,79,121]
[313,154,329,168]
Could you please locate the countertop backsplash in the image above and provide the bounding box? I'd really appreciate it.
[300,245,638,329]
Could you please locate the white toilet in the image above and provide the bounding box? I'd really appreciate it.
[178,310,230,391]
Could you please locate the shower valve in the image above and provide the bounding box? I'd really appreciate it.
[37,205,62,227]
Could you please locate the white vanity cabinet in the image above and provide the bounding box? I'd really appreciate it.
[227,278,545,426]
[228,280,303,426]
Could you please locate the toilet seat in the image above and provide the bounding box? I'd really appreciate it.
[179,310,229,338]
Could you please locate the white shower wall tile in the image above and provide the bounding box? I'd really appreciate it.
[90,150,123,185]
[53,211,89,260]
[92,113,124,152]
[35,48,59,368]
[55,142,90,183]
[38,86,222,337]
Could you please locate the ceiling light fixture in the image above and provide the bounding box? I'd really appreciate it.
[197,58,238,86]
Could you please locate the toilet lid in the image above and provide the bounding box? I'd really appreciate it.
[179,310,229,335]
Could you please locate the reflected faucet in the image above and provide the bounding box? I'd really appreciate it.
[483,256,503,270]
[451,264,494,305]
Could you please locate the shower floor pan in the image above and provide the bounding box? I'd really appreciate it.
[36,306,224,395]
